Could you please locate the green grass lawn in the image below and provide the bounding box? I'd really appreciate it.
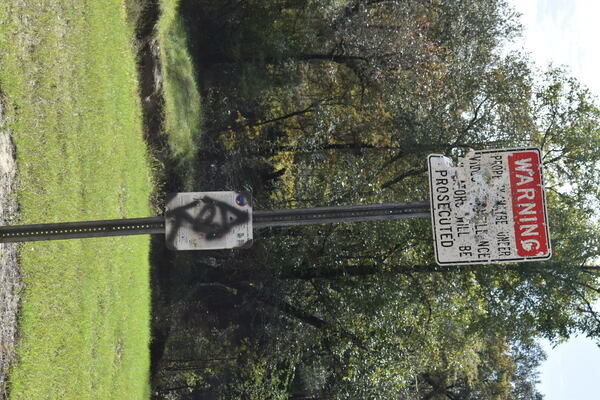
[157,0,203,188]
[0,1,153,398]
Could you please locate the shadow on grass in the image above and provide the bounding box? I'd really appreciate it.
[133,2,295,398]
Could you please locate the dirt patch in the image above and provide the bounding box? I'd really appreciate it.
[0,98,20,399]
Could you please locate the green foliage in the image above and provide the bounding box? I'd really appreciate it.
[221,339,298,400]
[123,0,149,33]
[157,0,203,187]
[152,0,600,398]
[533,67,600,210]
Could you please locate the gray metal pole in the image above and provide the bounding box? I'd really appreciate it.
[253,201,430,228]
[0,201,431,243]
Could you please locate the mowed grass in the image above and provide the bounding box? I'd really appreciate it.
[0,1,152,399]
[157,0,202,187]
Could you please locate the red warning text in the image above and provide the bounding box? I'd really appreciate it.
[508,151,550,257]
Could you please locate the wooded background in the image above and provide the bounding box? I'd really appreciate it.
[149,1,600,398]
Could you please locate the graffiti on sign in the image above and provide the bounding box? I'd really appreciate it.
[165,192,253,250]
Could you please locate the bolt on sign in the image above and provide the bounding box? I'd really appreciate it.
[427,148,551,265]
[165,191,253,250]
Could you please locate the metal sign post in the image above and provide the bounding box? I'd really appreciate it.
[0,148,553,262]
[0,193,430,249]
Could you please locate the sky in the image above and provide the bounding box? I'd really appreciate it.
[505,1,600,399]
[507,0,600,95]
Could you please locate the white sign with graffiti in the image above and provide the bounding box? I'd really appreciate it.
[165,191,253,250]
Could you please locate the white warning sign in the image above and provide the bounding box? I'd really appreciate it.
[165,191,253,250]
[428,148,551,265]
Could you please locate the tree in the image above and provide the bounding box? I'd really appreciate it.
[153,1,600,398]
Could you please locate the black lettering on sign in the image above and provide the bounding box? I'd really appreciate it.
[455,216,470,237]
[477,240,491,259]
[459,245,472,258]
[496,231,511,256]
[491,155,504,179]
[469,153,482,181]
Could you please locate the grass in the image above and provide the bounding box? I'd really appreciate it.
[157,0,203,188]
[0,1,153,399]
[123,0,148,33]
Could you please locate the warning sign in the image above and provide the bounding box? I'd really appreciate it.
[427,148,551,265]
[165,191,253,250]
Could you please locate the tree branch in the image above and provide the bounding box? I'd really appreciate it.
[381,167,428,189]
